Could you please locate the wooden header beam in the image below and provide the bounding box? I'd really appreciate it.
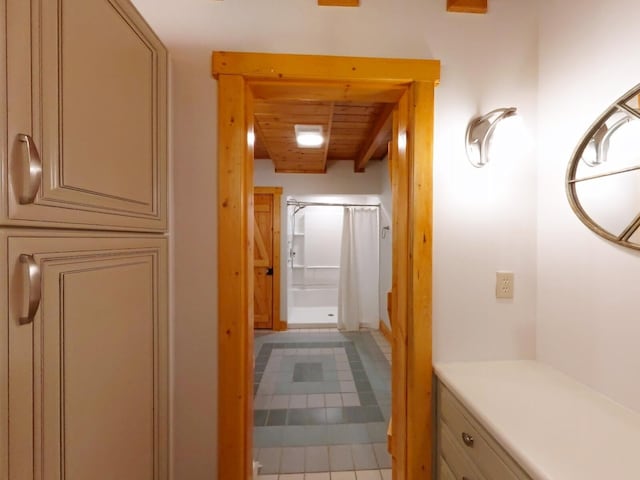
[212,51,440,85]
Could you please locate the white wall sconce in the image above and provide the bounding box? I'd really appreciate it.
[465,107,518,167]
[581,113,632,166]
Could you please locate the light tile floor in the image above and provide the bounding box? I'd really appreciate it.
[254,329,391,476]
[257,470,392,479]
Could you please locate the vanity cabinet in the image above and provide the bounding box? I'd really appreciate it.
[436,381,533,480]
[3,0,167,231]
[2,232,168,479]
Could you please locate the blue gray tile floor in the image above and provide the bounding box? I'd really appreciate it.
[254,329,392,478]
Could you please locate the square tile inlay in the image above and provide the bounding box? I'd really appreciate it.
[253,332,391,461]
[293,362,324,382]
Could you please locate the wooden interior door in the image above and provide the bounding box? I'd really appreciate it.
[253,192,274,329]
[5,233,168,479]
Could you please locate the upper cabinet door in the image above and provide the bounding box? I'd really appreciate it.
[4,0,168,231]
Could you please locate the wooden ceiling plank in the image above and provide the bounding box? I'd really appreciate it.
[250,81,406,103]
[354,103,395,172]
[321,102,335,173]
[213,51,440,84]
[446,0,487,14]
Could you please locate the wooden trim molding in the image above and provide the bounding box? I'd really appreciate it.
[217,74,254,480]
[214,52,440,480]
[446,0,488,13]
[379,320,393,344]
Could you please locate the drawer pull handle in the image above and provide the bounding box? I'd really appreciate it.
[461,432,474,447]
[17,134,43,204]
[19,254,41,325]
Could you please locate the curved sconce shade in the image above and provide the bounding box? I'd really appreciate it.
[465,107,518,167]
[566,82,640,251]
[581,113,632,167]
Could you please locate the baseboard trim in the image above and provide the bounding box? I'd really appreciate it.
[379,320,392,343]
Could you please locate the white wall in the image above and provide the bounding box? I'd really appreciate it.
[537,0,640,413]
[130,1,540,477]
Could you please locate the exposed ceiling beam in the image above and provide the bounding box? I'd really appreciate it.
[321,102,335,173]
[354,103,394,172]
[253,119,277,165]
[318,0,359,6]
[446,0,487,14]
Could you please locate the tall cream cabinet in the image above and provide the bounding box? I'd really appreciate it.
[3,0,167,231]
[1,0,169,479]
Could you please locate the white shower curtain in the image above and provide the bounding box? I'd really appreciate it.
[338,207,380,331]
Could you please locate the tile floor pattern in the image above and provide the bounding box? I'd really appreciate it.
[254,329,391,476]
[257,470,392,479]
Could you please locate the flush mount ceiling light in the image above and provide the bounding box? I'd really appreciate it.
[465,107,518,167]
[295,124,324,148]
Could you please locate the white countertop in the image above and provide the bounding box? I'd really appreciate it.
[434,360,640,480]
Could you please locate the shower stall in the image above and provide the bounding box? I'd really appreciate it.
[286,196,381,328]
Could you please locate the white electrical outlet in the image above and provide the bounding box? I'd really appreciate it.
[496,271,514,299]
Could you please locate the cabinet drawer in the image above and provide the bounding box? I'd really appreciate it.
[440,420,486,480]
[440,454,461,480]
[440,385,531,480]
[4,0,167,231]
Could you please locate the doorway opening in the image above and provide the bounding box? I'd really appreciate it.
[214,51,440,480]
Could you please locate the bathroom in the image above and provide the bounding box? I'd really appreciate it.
[129,0,640,478]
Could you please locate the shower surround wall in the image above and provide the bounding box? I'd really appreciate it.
[288,204,343,325]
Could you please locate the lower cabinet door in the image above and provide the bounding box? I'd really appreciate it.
[3,232,168,480]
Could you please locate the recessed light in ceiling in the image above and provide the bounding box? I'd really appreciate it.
[295,124,324,148]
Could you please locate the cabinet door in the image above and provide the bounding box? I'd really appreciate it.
[4,0,167,231]
[3,233,168,480]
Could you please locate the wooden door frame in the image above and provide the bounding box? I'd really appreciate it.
[254,186,285,331]
[213,51,439,480]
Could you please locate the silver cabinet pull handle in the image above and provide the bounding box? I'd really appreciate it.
[461,432,474,447]
[19,254,41,325]
[17,134,42,204]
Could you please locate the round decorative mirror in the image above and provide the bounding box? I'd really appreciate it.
[566,83,640,250]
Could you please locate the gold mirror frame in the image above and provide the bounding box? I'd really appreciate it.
[566,83,640,250]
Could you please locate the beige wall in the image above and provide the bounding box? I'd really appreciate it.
[170,51,218,479]
[132,1,540,478]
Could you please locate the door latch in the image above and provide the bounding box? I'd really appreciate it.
[266,267,273,276]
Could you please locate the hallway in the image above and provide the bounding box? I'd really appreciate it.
[254,329,392,479]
